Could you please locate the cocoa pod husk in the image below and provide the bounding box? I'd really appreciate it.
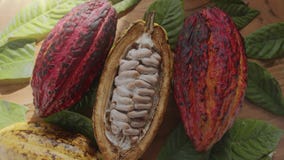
[0,122,96,160]
[174,7,247,152]
[93,13,173,160]
[31,0,117,117]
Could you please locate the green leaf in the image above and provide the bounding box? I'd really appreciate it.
[110,0,123,5]
[246,61,284,115]
[160,120,283,160]
[245,22,284,59]
[259,155,273,160]
[44,110,96,146]
[157,123,210,160]
[0,40,35,82]
[210,119,283,160]
[145,0,184,50]
[0,100,27,129]
[0,0,88,48]
[215,3,259,29]
[113,0,140,14]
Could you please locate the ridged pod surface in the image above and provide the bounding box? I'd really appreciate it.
[93,13,173,160]
[0,122,96,160]
[31,0,117,117]
[174,7,247,152]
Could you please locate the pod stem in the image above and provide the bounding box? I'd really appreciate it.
[145,11,155,34]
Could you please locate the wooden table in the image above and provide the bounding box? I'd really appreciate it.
[0,0,284,159]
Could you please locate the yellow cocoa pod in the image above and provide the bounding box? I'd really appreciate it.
[0,122,96,160]
[93,13,173,160]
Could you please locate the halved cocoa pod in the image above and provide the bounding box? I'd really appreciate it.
[0,122,96,160]
[93,13,173,160]
[31,0,117,117]
[174,7,247,152]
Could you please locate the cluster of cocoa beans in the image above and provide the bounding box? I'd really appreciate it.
[0,0,247,159]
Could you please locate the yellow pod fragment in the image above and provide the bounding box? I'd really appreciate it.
[0,122,96,160]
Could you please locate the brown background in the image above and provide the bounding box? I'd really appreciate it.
[0,0,284,159]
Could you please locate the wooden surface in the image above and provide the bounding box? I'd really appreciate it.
[0,0,284,159]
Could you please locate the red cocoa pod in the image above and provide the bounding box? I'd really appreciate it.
[31,0,117,117]
[174,7,247,152]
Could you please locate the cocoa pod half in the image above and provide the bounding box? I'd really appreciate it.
[0,122,96,160]
[174,7,247,152]
[31,0,117,117]
[93,13,173,160]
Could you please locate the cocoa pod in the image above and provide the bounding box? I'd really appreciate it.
[93,13,173,160]
[174,7,247,152]
[0,122,96,160]
[31,0,117,117]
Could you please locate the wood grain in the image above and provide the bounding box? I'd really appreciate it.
[0,0,284,159]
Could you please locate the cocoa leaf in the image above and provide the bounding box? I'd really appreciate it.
[0,40,35,82]
[44,110,96,147]
[246,61,284,115]
[245,22,284,59]
[210,119,283,160]
[113,0,140,15]
[214,3,259,29]
[0,0,88,48]
[160,120,282,160]
[0,100,27,130]
[110,0,123,5]
[157,124,210,160]
[145,0,184,49]
[259,156,273,160]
